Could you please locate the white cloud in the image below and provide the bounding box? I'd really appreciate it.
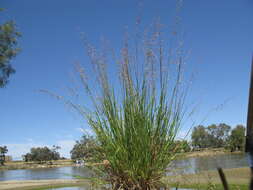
[56,140,76,158]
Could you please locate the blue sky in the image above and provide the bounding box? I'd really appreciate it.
[1,0,253,159]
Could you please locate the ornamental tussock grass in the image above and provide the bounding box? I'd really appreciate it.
[70,20,189,190]
[55,16,190,189]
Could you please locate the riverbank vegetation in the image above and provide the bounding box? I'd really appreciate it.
[23,146,62,163]
[0,159,74,170]
[191,124,246,152]
[70,135,97,161]
[0,145,74,170]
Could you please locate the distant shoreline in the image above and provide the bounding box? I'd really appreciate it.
[0,159,75,171]
[183,148,243,158]
[0,149,244,171]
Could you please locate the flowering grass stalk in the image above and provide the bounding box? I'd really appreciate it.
[71,21,188,190]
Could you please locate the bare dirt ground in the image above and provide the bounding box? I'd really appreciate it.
[0,179,88,190]
[0,160,75,171]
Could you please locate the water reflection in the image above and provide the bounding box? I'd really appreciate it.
[168,153,248,175]
[0,166,92,181]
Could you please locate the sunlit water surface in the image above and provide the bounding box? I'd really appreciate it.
[167,153,248,175]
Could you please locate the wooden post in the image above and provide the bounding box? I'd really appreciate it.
[246,56,253,190]
[218,167,229,190]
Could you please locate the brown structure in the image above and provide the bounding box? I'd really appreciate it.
[246,57,253,155]
[246,56,253,190]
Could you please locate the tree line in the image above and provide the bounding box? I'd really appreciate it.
[0,145,63,165]
[70,124,246,160]
[0,123,246,165]
[22,145,62,163]
[191,124,246,152]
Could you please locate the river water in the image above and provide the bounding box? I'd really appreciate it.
[0,166,93,181]
[0,153,248,181]
[168,153,248,175]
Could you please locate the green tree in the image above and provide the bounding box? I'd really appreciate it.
[228,125,246,152]
[51,145,61,160]
[191,124,231,149]
[0,146,8,165]
[0,9,21,87]
[191,125,210,149]
[70,135,97,161]
[181,140,191,152]
[23,146,61,163]
[206,123,231,148]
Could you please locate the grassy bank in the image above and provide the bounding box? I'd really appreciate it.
[0,160,75,170]
[164,167,250,189]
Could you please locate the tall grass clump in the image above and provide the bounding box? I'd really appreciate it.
[69,20,189,190]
